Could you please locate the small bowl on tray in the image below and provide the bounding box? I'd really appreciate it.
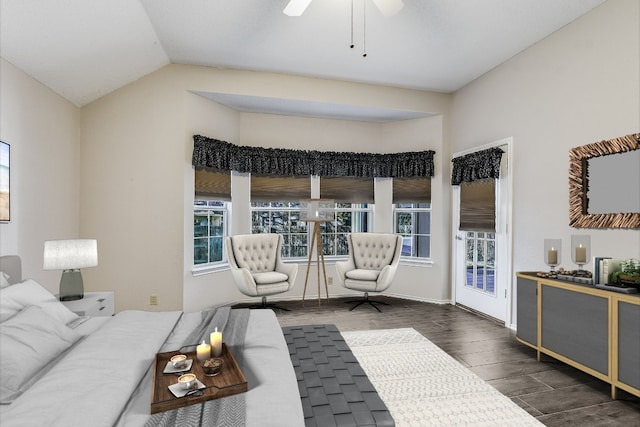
[202,357,224,376]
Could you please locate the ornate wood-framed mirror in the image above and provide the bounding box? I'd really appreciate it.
[569,133,640,229]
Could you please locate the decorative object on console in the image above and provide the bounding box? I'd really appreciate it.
[612,258,640,286]
[544,238,561,273]
[570,235,590,276]
[43,239,98,301]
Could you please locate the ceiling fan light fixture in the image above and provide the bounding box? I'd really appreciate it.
[284,0,313,16]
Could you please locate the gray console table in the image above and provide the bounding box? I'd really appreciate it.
[516,272,640,399]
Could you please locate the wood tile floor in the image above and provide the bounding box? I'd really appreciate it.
[270,296,640,426]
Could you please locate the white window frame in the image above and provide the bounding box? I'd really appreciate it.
[393,202,432,261]
[193,200,229,270]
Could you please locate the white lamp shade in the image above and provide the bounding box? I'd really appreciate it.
[43,239,98,270]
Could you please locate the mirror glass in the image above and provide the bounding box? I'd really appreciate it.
[587,150,640,214]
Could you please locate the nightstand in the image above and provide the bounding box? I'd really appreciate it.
[59,291,115,317]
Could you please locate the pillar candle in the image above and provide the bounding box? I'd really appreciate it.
[210,327,223,357]
[575,244,586,264]
[547,248,558,265]
[196,340,211,362]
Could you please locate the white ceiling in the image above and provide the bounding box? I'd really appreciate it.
[0,0,606,120]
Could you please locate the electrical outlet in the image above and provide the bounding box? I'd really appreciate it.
[149,294,158,305]
[327,277,333,285]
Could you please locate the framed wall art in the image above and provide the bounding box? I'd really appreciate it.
[0,141,10,222]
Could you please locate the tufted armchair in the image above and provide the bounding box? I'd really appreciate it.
[336,233,403,312]
[226,233,298,311]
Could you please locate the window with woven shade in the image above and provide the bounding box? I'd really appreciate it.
[320,176,374,203]
[459,179,496,232]
[393,177,432,259]
[195,170,230,200]
[250,175,311,258]
[194,170,230,266]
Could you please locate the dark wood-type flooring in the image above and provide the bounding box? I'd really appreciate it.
[269,296,640,426]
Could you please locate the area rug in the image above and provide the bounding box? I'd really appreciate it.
[341,328,543,426]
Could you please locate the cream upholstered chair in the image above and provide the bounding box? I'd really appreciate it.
[226,233,297,311]
[336,233,403,312]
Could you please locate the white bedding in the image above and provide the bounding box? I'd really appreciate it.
[0,256,303,427]
[1,309,304,427]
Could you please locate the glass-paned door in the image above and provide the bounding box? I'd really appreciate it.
[465,232,496,294]
[453,139,512,324]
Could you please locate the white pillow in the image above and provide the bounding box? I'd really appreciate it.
[0,272,10,289]
[0,305,81,403]
[0,279,79,324]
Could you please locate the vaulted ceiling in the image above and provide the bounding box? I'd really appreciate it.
[1,0,605,111]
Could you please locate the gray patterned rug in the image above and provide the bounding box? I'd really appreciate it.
[342,328,544,426]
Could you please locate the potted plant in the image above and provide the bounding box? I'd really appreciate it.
[612,258,640,286]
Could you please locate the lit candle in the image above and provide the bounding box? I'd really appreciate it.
[210,327,223,357]
[196,340,211,363]
[575,244,586,264]
[547,247,558,265]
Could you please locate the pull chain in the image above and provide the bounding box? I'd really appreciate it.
[362,0,367,57]
[350,0,354,48]
[349,0,368,57]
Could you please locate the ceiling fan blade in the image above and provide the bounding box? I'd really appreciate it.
[284,0,313,16]
[372,0,404,17]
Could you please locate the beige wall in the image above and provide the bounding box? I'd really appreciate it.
[3,0,637,320]
[0,58,81,294]
[451,0,640,323]
[80,66,452,312]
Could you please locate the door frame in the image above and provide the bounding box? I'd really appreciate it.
[450,137,514,327]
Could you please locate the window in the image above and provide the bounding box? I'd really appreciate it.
[250,201,372,258]
[251,202,308,257]
[320,203,372,256]
[393,176,432,259]
[394,203,431,258]
[194,169,230,268]
[319,176,373,256]
[194,201,228,265]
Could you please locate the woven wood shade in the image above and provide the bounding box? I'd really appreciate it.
[393,177,431,203]
[459,179,496,231]
[251,175,311,202]
[320,177,374,203]
[195,170,231,200]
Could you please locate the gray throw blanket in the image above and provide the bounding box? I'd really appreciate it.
[146,307,250,427]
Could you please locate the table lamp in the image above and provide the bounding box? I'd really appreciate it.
[43,239,98,301]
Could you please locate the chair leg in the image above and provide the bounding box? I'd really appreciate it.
[246,296,290,312]
[344,292,389,312]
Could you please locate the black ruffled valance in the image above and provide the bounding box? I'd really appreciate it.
[451,147,504,185]
[192,135,435,178]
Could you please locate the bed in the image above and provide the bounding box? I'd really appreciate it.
[0,255,304,426]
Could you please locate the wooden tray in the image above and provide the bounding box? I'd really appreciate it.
[150,343,247,414]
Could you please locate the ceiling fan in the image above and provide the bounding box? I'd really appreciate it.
[284,0,404,17]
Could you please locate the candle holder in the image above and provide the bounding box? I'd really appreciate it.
[571,234,591,276]
[544,239,561,273]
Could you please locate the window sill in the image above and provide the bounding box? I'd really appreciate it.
[191,257,433,276]
[400,258,434,267]
[192,263,229,276]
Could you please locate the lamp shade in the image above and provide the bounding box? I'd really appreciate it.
[43,239,98,270]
